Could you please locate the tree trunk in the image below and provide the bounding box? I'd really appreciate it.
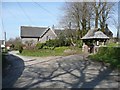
[88,19,91,30]
[76,18,81,39]
[95,9,99,28]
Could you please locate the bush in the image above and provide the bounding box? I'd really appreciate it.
[75,40,83,48]
[54,39,60,47]
[89,47,120,68]
[10,44,15,50]
[45,39,70,47]
[106,42,118,47]
[36,38,72,50]
[64,39,71,46]
[46,39,57,47]
[36,43,45,49]
[19,45,23,53]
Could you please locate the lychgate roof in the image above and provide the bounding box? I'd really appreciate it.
[93,31,109,39]
[81,28,109,39]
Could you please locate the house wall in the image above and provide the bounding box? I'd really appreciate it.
[21,38,39,45]
[39,29,57,43]
[21,29,57,44]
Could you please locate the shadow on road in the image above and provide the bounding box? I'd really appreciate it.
[2,54,25,88]
[2,54,118,89]
[22,57,116,89]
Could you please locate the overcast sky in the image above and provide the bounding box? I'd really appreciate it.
[0,1,119,40]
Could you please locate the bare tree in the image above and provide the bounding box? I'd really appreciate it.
[92,2,106,28]
[6,37,22,49]
[99,2,115,32]
[59,2,93,38]
[117,1,120,44]
[112,4,119,42]
[60,1,115,39]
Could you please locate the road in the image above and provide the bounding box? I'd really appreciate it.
[2,51,119,89]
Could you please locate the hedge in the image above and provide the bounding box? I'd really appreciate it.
[89,47,120,68]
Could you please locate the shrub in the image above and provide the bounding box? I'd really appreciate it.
[75,40,83,48]
[19,45,23,53]
[46,39,57,47]
[53,39,60,47]
[45,39,68,47]
[36,43,45,49]
[10,44,15,50]
[36,38,72,50]
[64,39,71,46]
[43,46,48,49]
[106,42,118,47]
[89,47,120,68]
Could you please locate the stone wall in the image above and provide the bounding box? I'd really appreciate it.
[21,38,38,45]
[39,29,57,43]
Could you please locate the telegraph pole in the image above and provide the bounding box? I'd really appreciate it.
[118,1,120,46]
[4,32,6,47]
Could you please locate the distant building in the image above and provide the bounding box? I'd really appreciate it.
[21,26,57,44]
[20,26,77,45]
[0,40,5,52]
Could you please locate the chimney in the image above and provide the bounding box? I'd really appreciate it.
[68,22,71,30]
[52,25,55,31]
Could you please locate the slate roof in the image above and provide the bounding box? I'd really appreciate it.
[21,26,77,38]
[94,31,109,39]
[54,29,77,36]
[54,29,65,35]
[81,28,109,39]
[21,26,49,38]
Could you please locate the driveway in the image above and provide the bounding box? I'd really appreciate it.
[2,51,119,89]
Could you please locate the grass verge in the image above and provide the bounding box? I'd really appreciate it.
[19,46,82,57]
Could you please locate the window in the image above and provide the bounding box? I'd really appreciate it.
[46,36,49,40]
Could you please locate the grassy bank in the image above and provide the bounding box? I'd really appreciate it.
[19,46,82,57]
[89,47,120,69]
